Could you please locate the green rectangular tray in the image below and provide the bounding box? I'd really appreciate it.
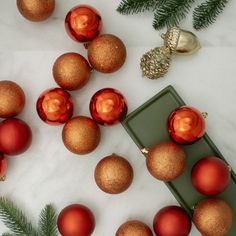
[122,85,236,235]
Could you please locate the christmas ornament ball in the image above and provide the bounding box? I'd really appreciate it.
[17,0,55,22]
[153,206,192,236]
[116,220,153,236]
[191,156,230,196]
[168,106,205,144]
[57,204,95,236]
[87,34,127,73]
[53,53,92,91]
[36,88,74,125]
[65,5,102,42]
[90,88,128,125]
[62,116,101,155]
[193,198,233,236]
[0,153,7,179]
[145,142,186,181]
[0,118,32,156]
[0,80,25,118]
[95,154,133,194]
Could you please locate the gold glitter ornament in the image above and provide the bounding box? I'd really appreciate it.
[87,34,127,73]
[53,53,92,91]
[0,80,25,118]
[193,198,233,236]
[140,26,200,79]
[62,116,101,155]
[17,0,55,22]
[142,142,186,181]
[94,154,133,194]
[116,220,153,236]
[140,46,171,80]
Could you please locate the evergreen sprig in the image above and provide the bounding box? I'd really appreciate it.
[117,0,230,30]
[0,197,38,236]
[117,0,159,14]
[153,0,195,30]
[38,205,57,236]
[193,0,228,30]
[0,198,59,236]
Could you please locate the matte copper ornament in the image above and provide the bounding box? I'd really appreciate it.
[143,142,186,181]
[90,88,128,125]
[36,88,74,125]
[17,0,55,22]
[0,80,25,118]
[193,198,233,236]
[168,106,206,144]
[153,206,192,236]
[0,118,32,156]
[116,220,153,236]
[57,204,95,236]
[94,154,133,194]
[0,153,7,180]
[140,26,200,79]
[191,156,230,196]
[53,53,92,91]
[87,34,127,73]
[62,116,100,155]
[65,5,102,42]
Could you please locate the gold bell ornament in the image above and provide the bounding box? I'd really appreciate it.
[140,27,201,80]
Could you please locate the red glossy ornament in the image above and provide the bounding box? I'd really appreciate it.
[0,118,32,156]
[36,88,73,125]
[167,106,205,144]
[90,88,127,126]
[0,153,7,179]
[191,156,230,196]
[65,5,102,43]
[153,206,192,236]
[57,204,95,236]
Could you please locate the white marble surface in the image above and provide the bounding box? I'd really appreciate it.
[0,0,236,235]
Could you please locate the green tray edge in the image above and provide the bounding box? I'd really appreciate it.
[122,85,236,216]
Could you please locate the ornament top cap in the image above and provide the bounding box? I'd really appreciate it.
[162,26,201,55]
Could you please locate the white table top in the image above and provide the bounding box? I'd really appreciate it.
[0,0,236,235]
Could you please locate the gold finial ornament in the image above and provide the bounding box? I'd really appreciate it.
[140,26,200,80]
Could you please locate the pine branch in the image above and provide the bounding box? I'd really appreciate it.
[38,204,58,236]
[153,0,195,30]
[193,0,228,30]
[117,0,159,14]
[0,197,37,236]
[2,233,15,236]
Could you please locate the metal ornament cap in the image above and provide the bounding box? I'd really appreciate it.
[140,46,171,80]
[162,26,201,55]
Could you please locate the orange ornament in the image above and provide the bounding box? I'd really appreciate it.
[144,142,186,181]
[17,0,55,22]
[0,80,25,118]
[116,220,153,236]
[168,106,206,144]
[53,53,92,91]
[65,5,102,42]
[36,88,74,125]
[193,198,233,236]
[0,153,7,180]
[90,88,127,126]
[62,116,101,155]
[57,204,95,236]
[94,154,133,194]
[87,34,127,73]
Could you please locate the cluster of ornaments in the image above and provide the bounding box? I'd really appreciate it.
[141,105,233,236]
[36,4,128,156]
[0,81,32,180]
[14,1,234,236]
